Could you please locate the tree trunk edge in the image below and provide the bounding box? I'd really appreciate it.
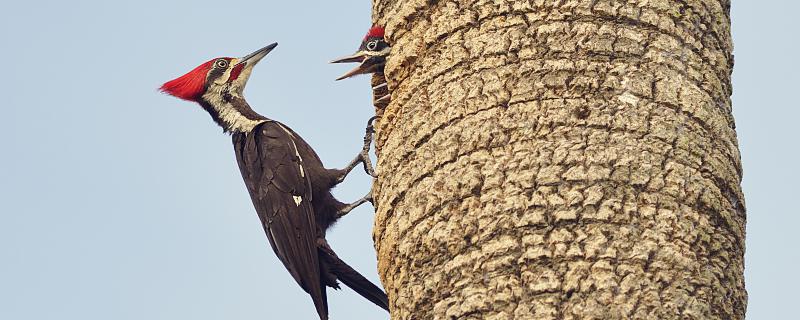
[371,1,744,319]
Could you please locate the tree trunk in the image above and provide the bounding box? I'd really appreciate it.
[370,0,744,319]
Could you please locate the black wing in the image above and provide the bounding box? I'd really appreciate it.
[233,121,327,319]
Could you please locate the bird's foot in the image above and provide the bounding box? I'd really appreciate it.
[335,116,379,184]
[360,116,378,178]
[336,190,374,219]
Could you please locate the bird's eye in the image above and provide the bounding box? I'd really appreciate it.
[366,40,378,51]
[216,59,228,68]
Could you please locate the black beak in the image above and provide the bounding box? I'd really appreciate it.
[237,42,278,67]
[330,51,367,64]
[331,52,386,81]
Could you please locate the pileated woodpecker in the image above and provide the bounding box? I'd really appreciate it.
[331,26,391,107]
[160,43,388,320]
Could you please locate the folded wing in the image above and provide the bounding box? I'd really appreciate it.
[233,121,328,319]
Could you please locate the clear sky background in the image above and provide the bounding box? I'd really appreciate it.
[0,1,795,319]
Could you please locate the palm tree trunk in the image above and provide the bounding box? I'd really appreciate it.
[370,0,744,319]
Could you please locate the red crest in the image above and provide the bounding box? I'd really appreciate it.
[364,25,385,41]
[160,59,216,101]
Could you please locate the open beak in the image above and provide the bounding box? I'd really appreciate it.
[331,51,385,81]
[237,42,278,68]
[330,51,368,64]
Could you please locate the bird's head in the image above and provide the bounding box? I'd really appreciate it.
[160,43,278,103]
[331,26,390,80]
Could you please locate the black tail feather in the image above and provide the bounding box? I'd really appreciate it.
[332,257,390,311]
[316,286,329,320]
[317,242,390,312]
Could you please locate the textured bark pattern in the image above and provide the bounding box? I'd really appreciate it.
[372,72,390,157]
[371,0,743,319]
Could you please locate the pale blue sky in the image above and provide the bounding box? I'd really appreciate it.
[0,1,795,319]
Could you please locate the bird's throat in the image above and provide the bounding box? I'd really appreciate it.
[198,94,267,133]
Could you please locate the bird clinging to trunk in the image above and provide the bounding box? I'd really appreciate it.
[331,26,391,108]
[159,43,389,320]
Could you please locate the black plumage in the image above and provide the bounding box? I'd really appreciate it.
[161,44,386,320]
[233,121,388,319]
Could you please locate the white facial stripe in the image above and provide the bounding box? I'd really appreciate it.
[235,65,255,86]
[293,196,302,206]
[367,46,391,56]
[201,86,265,133]
[198,58,276,133]
[211,58,238,85]
[231,58,262,92]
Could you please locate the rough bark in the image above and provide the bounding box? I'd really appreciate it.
[371,73,391,157]
[370,0,744,319]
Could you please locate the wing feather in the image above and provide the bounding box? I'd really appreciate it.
[233,121,327,318]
